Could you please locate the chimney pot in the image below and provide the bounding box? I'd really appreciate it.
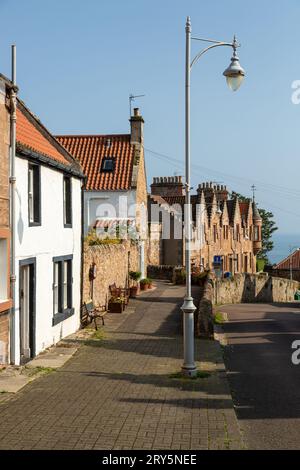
[134,107,140,116]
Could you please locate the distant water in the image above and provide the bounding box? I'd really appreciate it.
[268,233,300,265]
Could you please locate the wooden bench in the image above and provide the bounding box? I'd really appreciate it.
[81,300,107,330]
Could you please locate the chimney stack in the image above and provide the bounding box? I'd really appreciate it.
[197,182,228,203]
[130,107,144,145]
[150,176,185,197]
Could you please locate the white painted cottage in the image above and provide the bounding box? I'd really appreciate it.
[11,99,84,365]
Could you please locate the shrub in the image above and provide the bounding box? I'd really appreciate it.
[175,269,186,284]
[129,271,142,282]
[85,229,122,246]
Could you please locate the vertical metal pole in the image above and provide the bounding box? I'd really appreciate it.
[10,45,17,364]
[181,17,197,378]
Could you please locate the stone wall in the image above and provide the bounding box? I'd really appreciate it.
[147,264,176,281]
[196,280,214,338]
[0,312,9,364]
[214,273,300,305]
[147,222,162,265]
[83,241,140,307]
[0,76,11,363]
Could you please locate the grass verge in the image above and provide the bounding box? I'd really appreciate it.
[23,366,56,377]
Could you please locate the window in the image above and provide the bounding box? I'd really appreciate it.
[28,164,41,225]
[254,226,260,241]
[0,238,8,302]
[63,176,72,227]
[223,225,229,240]
[101,158,115,172]
[52,255,73,326]
[213,224,217,243]
[0,229,11,312]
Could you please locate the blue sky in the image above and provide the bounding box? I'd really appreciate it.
[1,0,300,238]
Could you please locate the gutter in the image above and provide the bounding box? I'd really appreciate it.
[16,145,85,179]
[9,45,17,364]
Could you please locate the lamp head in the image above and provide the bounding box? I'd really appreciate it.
[223,36,245,92]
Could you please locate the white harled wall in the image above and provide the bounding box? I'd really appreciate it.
[12,157,82,365]
[84,190,136,235]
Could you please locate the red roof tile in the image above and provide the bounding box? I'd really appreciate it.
[16,105,71,167]
[56,134,135,191]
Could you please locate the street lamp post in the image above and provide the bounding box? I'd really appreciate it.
[181,17,245,377]
[289,246,299,281]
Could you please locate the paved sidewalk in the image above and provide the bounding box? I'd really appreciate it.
[0,281,244,450]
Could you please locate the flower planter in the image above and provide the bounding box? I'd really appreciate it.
[140,283,148,291]
[108,301,124,313]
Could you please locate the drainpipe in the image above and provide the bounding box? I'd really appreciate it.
[9,45,17,364]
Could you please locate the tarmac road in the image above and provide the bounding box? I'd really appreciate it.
[220,303,300,450]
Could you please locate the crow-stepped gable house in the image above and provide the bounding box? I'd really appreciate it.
[149,177,262,274]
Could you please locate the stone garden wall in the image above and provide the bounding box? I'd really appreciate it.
[196,273,300,338]
[214,273,299,305]
[147,264,177,281]
[83,241,140,308]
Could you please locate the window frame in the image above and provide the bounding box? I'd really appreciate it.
[28,163,41,227]
[52,255,74,326]
[101,158,115,172]
[254,225,260,241]
[63,175,72,228]
[0,228,12,313]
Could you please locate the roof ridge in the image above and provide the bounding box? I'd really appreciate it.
[56,133,130,139]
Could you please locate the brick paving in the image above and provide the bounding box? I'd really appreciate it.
[0,281,244,450]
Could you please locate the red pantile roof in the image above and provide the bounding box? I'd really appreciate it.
[16,101,83,177]
[274,248,300,269]
[56,134,135,191]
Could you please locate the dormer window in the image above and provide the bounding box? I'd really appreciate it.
[101,158,115,172]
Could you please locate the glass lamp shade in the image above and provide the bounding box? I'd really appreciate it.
[223,55,245,92]
[226,74,244,92]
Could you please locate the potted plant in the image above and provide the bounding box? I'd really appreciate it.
[129,271,141,298]
[147,278,153,289]
[140,278,149,291]
[108,296,124,313]
[175,269,186,285]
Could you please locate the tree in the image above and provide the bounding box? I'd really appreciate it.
[257,209,278,263]
[230,192,278,263]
